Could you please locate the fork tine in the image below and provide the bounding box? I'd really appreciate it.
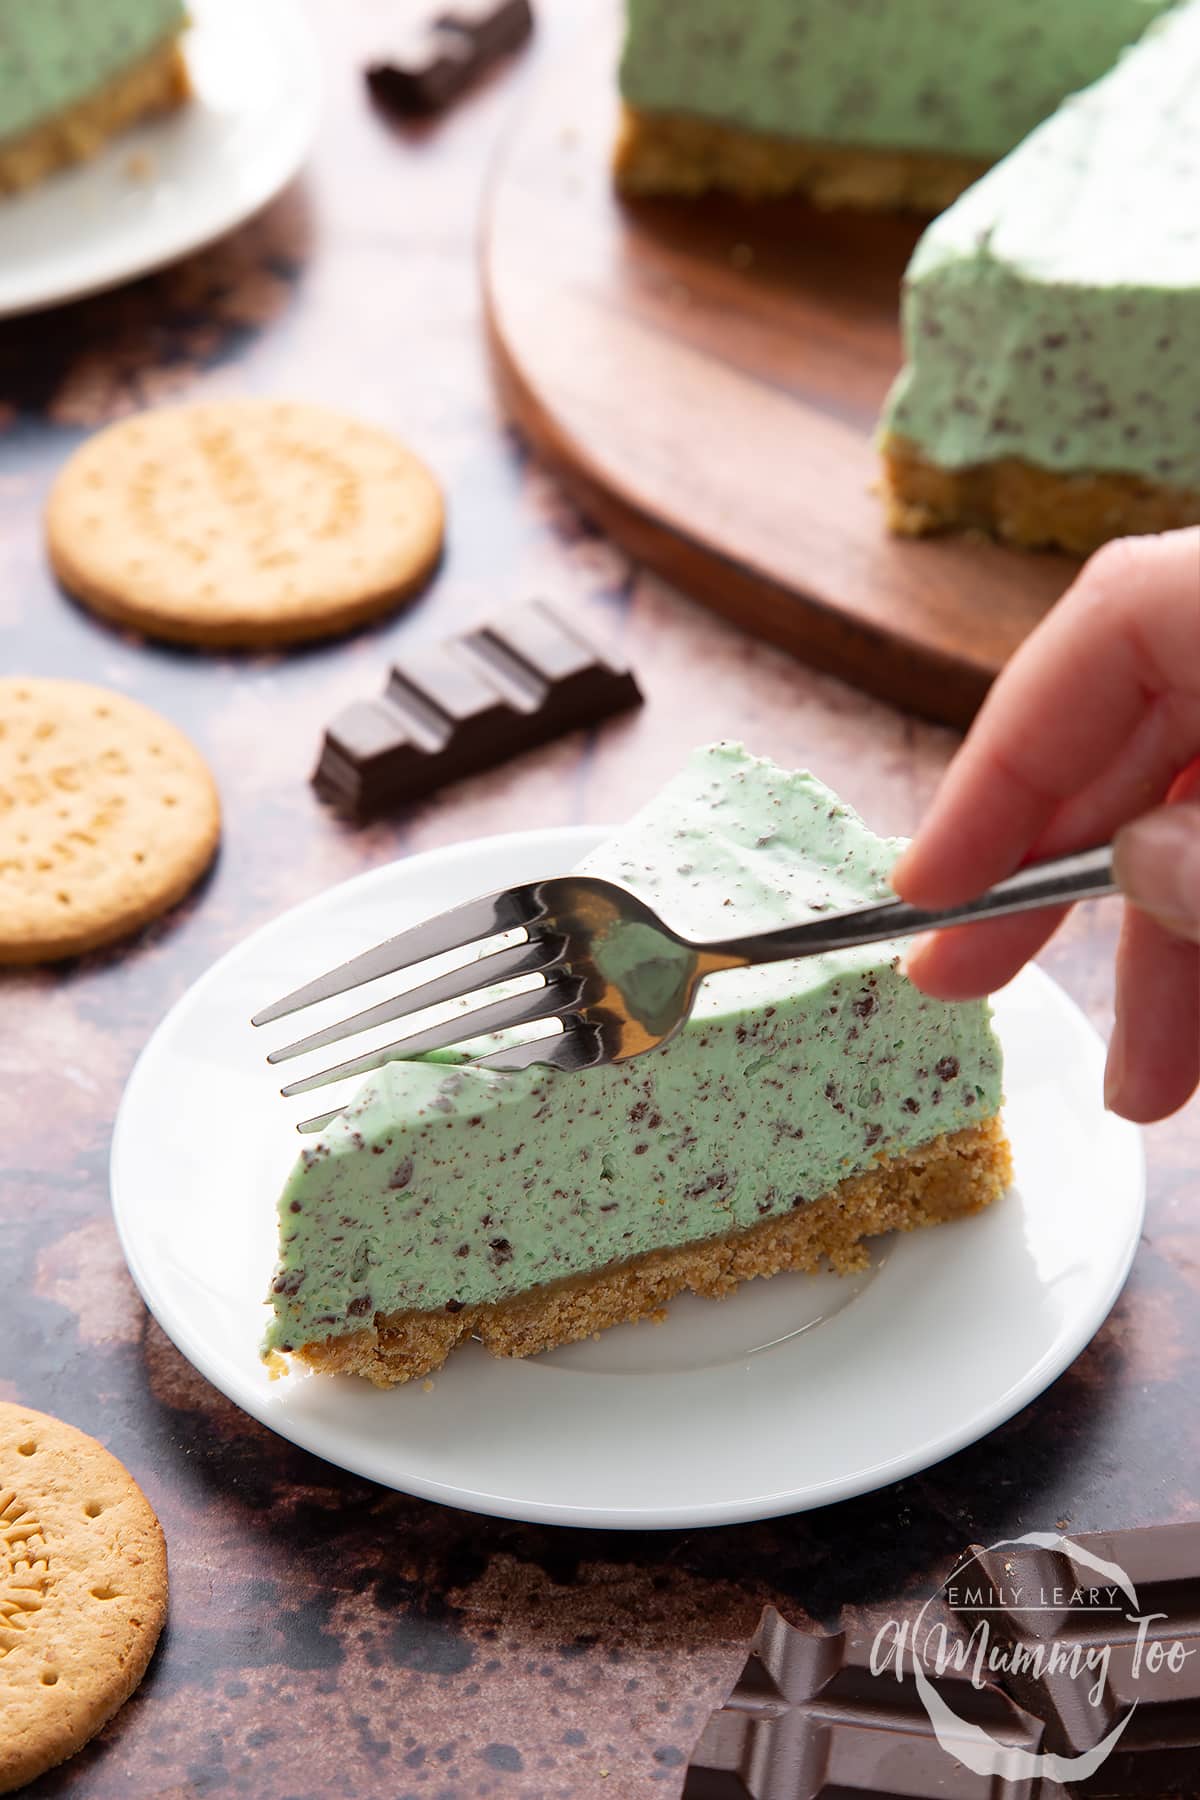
[277,975,583,1098]
[265,936,565,1066]
[292,1018,597,1131]
[295,1106,346,1136]
[250,884,539,1028]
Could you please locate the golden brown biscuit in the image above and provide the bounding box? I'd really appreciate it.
[0,1404,168,1795]
[0,678,220,963]
[46,399,445,648]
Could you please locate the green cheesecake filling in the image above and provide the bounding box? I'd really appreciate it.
[264,745,1002,1357]
[0,0,186,144]
[881,0,1200,487]
[619,0,1175,162]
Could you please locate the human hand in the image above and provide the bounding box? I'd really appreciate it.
[891,528,1200,1124]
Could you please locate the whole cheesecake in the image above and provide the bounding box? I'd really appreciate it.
[263,745,1011,1386]
[0,0,189,196]
[615,0,1174,210]
[881,0,1200,553]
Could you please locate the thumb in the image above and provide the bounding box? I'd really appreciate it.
[1113,803,1200,944]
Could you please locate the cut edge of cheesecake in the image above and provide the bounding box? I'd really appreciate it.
[0,35,190,198]
[282,1115,1011,1388]
[614,103,988,211]
[882,432,1200,556]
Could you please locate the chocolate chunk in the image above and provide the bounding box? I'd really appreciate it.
[438,0,533,59]
[366,27,477,117]
[950,1525,1200,1796]
[684,1606,1043,1798]
[313,600,642,818]
[366,1,532,119]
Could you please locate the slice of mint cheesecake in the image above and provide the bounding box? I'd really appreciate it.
[615,0,1174,209]
[264,745,1010,1385]
[0,0,190,197]
[881,0,1200,553]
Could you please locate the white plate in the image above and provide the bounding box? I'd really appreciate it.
[111,826,1145,1529]
[0,0,321,318]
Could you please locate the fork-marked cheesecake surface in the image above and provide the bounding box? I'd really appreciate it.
[264,745,1010,1383]
[880,0,1200,552]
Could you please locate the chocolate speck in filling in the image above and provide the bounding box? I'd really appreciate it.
[445,1298,464,1314]
[851,992,876,1020]
[489,1237,513,1264]
[936,1056,960,1082]
[347,1295,372,1318]
[289,1199,302,1214]
[388,1156,415,1191]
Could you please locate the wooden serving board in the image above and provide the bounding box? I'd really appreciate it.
[482,7,1079,729]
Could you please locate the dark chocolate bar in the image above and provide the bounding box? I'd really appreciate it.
[438,0,533,59]
[366,1,532,119]
[365,27,477,117]
[684,1605,1045,1799]
[313,599,641,817]
[950,1525,1200,1798]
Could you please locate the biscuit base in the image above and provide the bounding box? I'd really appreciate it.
[287,1115,1011,1387]
[0,39,190,198]
[614,105,987,211]
[882,434,1200,556]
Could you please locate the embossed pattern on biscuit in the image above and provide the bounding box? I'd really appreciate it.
[0,1489,50,1659]
[0,678,220,963]
[46,399,446,648]
[0,1405,167,1795]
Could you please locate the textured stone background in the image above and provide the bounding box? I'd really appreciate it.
[1,4,1197,1795]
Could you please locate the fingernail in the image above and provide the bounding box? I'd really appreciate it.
[1103,1016,1125,1112]
[1113,807,1200,942]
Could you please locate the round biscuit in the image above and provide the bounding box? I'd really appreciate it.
[0,1404,168,1795]
[0,678,220,963]
[46,398,445,648]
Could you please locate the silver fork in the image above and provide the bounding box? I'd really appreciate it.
[252,843,1116,1132]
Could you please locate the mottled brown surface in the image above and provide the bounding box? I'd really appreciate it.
[0,5,1197,1797]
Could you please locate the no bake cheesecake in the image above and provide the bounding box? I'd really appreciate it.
[881,0,1200,553]
[0,0,189,197]
[264,745,1010,1385]
[615,0,1173,209]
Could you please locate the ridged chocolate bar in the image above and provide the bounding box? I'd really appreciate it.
[684,1605,1045,1799]
[366,1,533,118]
[438,0,533,60]
[313,599,641,817]
[366,29,477,117]
[950,1524,1200,1798]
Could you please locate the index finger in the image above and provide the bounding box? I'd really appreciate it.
[893,530,1200,908]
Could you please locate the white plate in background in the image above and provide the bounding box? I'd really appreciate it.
[0,0,321,318]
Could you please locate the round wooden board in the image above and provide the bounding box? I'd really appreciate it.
[482,6,1080,729]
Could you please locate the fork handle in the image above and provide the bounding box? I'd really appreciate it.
[714,844,1117,964]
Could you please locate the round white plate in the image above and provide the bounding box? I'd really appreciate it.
[112,826,1145,1529]
[0,0,321,318]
